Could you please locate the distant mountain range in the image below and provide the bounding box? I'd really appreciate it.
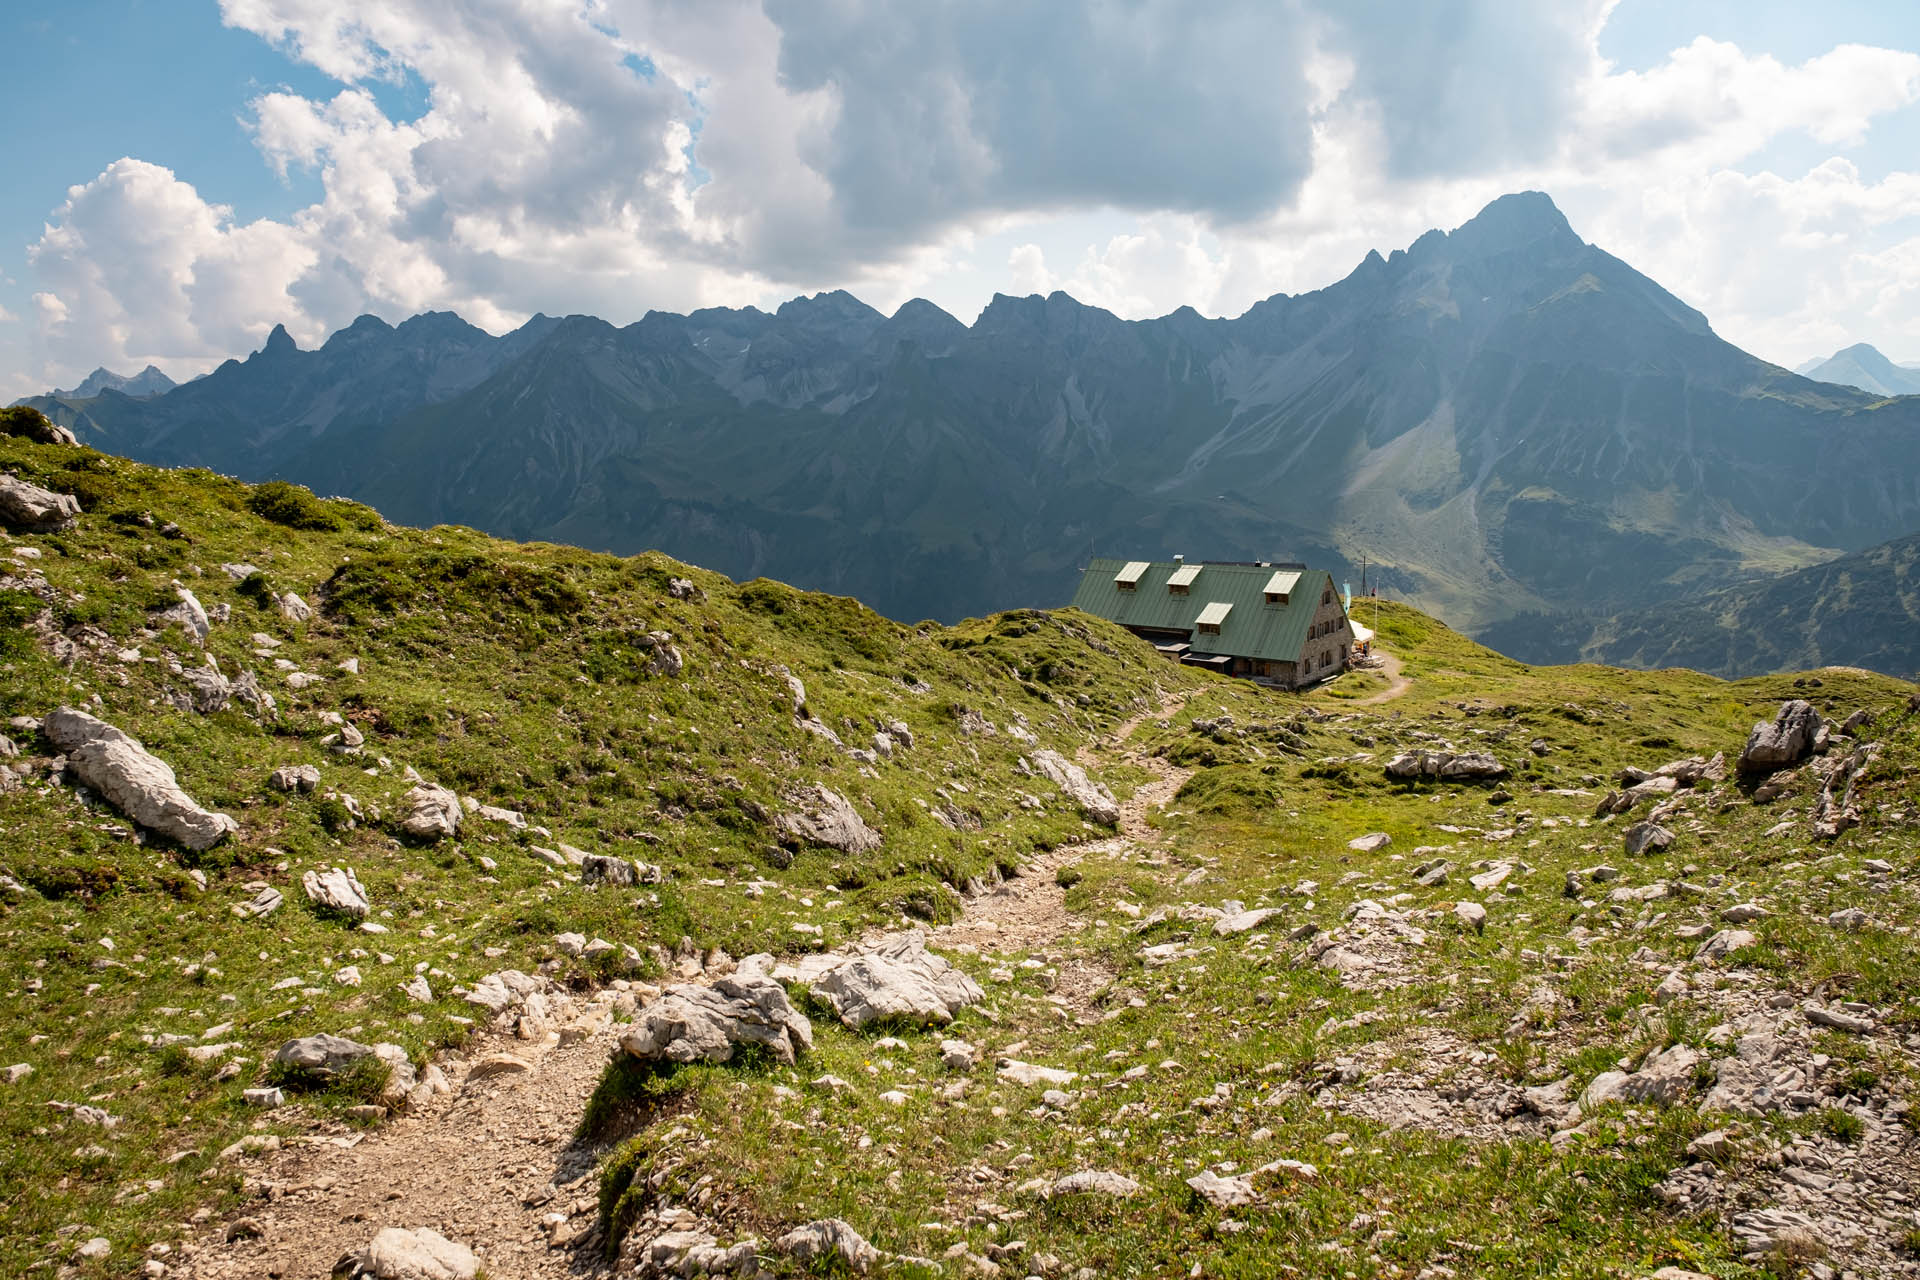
[25,191,1920,664]
[46,364,176,401]
[1795,343,1920,397]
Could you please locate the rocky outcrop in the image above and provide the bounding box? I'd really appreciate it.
[1738,700,1821,774]
[783,931,983,1029]
[44,706,238,849]
[0,473,80,531]
[398,784,461,841]
[776,784,881,853]
[1384,750,1507,782]
[303,866,371,918]
[619,963,813,1066]
[1029,749,1119,825]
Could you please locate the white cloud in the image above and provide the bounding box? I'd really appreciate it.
[14,1,1920,389]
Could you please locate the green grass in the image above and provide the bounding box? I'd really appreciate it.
[3,436,1918,1276]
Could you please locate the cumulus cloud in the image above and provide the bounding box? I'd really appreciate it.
[13,0,1920,389]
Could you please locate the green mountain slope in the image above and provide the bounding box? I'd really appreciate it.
[1493,528,1920,678]
[3,431,1919,1277]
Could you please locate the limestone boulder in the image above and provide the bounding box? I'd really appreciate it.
[1384,750,1506,782]
[342,1226,479,1280]
[302,866,371,919]
[398,784,461,841]
[44,706,238,849]
[0,473,80,531]
[775,1219,880,1276]
[1029,749,1120,825]
[801,931,984,1029]
[776,784,881,853]
[270,764,321,793]
[619,964,813,1066]
[1738,700,1821,774]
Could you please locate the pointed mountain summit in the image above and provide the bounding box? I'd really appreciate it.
[1798,342,1920,397]
[26,190,1920,650]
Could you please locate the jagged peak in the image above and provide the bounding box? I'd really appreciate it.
[259,324,298,358]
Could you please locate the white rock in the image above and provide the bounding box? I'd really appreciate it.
[1213,907,1282,936]
[1029,749,1119,825]
[775,1219,880,1275]
[302,866,370,919]
[775,784,882,853]
[0,473,80,531]
[998,1058,1078,1087]
[398,784,461,841]
[44,707,238,850]
[1453,901,1488,933]
[354,1226,479,1280]
[1347,832,1391,852]
[800,931,984,1029]
[1050,1170,1140,1198]
[1694,929,1756,963]
[619,966,813,1066]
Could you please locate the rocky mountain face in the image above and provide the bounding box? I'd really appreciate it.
[42,364,177,401]
[1486,527,1920,678]
[1797,342,1920,397]
[26,192,1920,639]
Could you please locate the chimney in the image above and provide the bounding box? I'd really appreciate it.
[1173,553,1184,563]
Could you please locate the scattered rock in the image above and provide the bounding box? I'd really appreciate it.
[1738,700,1821,774]
[1731,1207,1824,1262]
[0,473,81,531]
[1694,929,1756,963]
[1187,1168,1257,1207]
[269,764,321,793]
[337,1226,479,1280]
[398,784,461,841]
[1384,749,1507,781]
[793,931,984,1029]
[775,1219,880,1276]
[1213,906,1282,936]
[1623,821,1674,856]
[775,784,882,853]
[233,885,284,919]
[1,406,78,445]
[1029,749,1120,825]
[1347,832,1391,852]
[1580,1044,1700,1108]
[1049,1170,1140,1198]
[1804,1004,1874,1034]
[277,592,314,623]
[940,1039,980,1071]
[152,587,211,644]
[303,866,371,919]
[998,1059,1078,1088]
[1453,901,1487,933]
[44,706,238,849]
[619,963,813,1067]
[580,854,636,887]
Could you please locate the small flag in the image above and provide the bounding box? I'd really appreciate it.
[1343,582,1352,611]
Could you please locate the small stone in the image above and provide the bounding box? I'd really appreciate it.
[1347,833,1391,852]
[1453,901,1487,933]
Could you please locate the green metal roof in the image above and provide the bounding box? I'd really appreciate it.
[1068,558,1345,664]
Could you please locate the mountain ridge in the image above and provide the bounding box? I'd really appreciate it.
[1797,341,1920,397]
[25,191,1920,651]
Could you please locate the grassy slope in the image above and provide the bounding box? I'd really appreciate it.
[0,434,1208,1275]
[3,435,1917,1278]
[587,601,1920,1279]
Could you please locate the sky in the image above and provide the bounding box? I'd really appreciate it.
[5,0,1920,398]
